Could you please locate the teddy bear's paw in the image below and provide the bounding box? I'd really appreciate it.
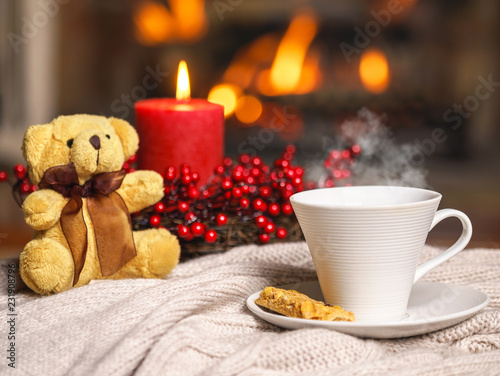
[22,190,66,231]
[20,238,75,295]
[129,228,180,279]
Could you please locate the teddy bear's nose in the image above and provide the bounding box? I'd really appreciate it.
[89,135,101,150]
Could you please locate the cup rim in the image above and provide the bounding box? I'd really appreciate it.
[290,185,442,210]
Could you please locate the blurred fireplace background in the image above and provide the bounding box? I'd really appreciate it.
[1,0,499,253]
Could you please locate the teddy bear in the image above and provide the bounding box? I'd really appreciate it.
[19,114,180,295]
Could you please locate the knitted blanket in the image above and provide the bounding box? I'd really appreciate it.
[0,243,499,376]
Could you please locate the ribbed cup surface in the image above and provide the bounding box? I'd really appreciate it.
[291,186,441,322]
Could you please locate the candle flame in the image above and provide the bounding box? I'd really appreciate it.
[176,60,191,101]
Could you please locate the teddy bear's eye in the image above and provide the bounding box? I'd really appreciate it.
[67,139,74,148]
[106,135,111,139]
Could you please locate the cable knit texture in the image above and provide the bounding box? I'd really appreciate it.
[0,243,499,375]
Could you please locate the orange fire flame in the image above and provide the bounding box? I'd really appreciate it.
[208,9,321,119]
[267,11,319,95]
[359,49,390,93]
[134,0,207,45]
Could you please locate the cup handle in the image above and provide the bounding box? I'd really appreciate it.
[413,209,472,283]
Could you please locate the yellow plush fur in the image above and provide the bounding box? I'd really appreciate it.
[20,114,180,295]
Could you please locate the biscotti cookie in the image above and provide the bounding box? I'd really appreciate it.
[255,286,355,322]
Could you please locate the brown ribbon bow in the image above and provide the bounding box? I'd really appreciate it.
[39,163,137,285]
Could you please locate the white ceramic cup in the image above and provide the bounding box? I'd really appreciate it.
[290,186,472,322]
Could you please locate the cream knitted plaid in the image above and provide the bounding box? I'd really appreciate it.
[0,243,499,376]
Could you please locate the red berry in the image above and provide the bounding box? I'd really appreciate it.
[241,185,250,194]
[222,179,233,190]
[330,150,340,159]
[282,190,293,200]
[245,176,255,185]
[29,185,38,193]
[14,164,26,179]
[232,187,242,198]
[188,186,199,199]
[122,162,130,171]
[239,154,251,164]
[20,183,30,194]
[276,228,287,239]
[185,212,195,221]
[239,198,250,209]
[177,224,190,238]
[286,169,295,179]
[283,152,294,161]
[191,172,200,182]
[149,215,161,227]
[164,186,171,195]
[155,202,166,213]
[201,189,210,198]
[127,154,138,163]
[280,160,290,169]
[255,215,267,228]
[181,165,191,176]
[0,171,8,182]
[295,167,304,177]
[251,167,260,177]
[264,222,275,233]
[286,144,296,154]
[282,203,293,215]
[268,203,280,216]
[205,230,217,243]
[181,174,192,185]
[214,165,225,174]
[178,201,189,212]
[232,169,244,181]
[341,150,351,159]
[252,157,262,166]
[216,213,228,226]
[259,233,270,243]
[253,198,267,212]
[260,186,271,198]
[128,168,136,173]
[223,157,233,167]
[190,222,205,237]
[165,167,176,181]
[351,144,361,155]
[292,177,302,186]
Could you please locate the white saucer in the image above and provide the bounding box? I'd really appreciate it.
[246,281,489,339]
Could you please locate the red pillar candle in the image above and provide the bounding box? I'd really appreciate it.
[135,61,224,185]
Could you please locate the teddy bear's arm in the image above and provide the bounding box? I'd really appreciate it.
[22,189,69,231]
[117,170,164,213]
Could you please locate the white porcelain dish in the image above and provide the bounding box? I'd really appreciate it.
[247,280,489,339]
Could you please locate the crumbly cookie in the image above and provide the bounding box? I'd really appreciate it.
[255,286,355,322]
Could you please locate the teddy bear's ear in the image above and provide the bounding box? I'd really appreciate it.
[22,123,53,170]
[108,117,139,160]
